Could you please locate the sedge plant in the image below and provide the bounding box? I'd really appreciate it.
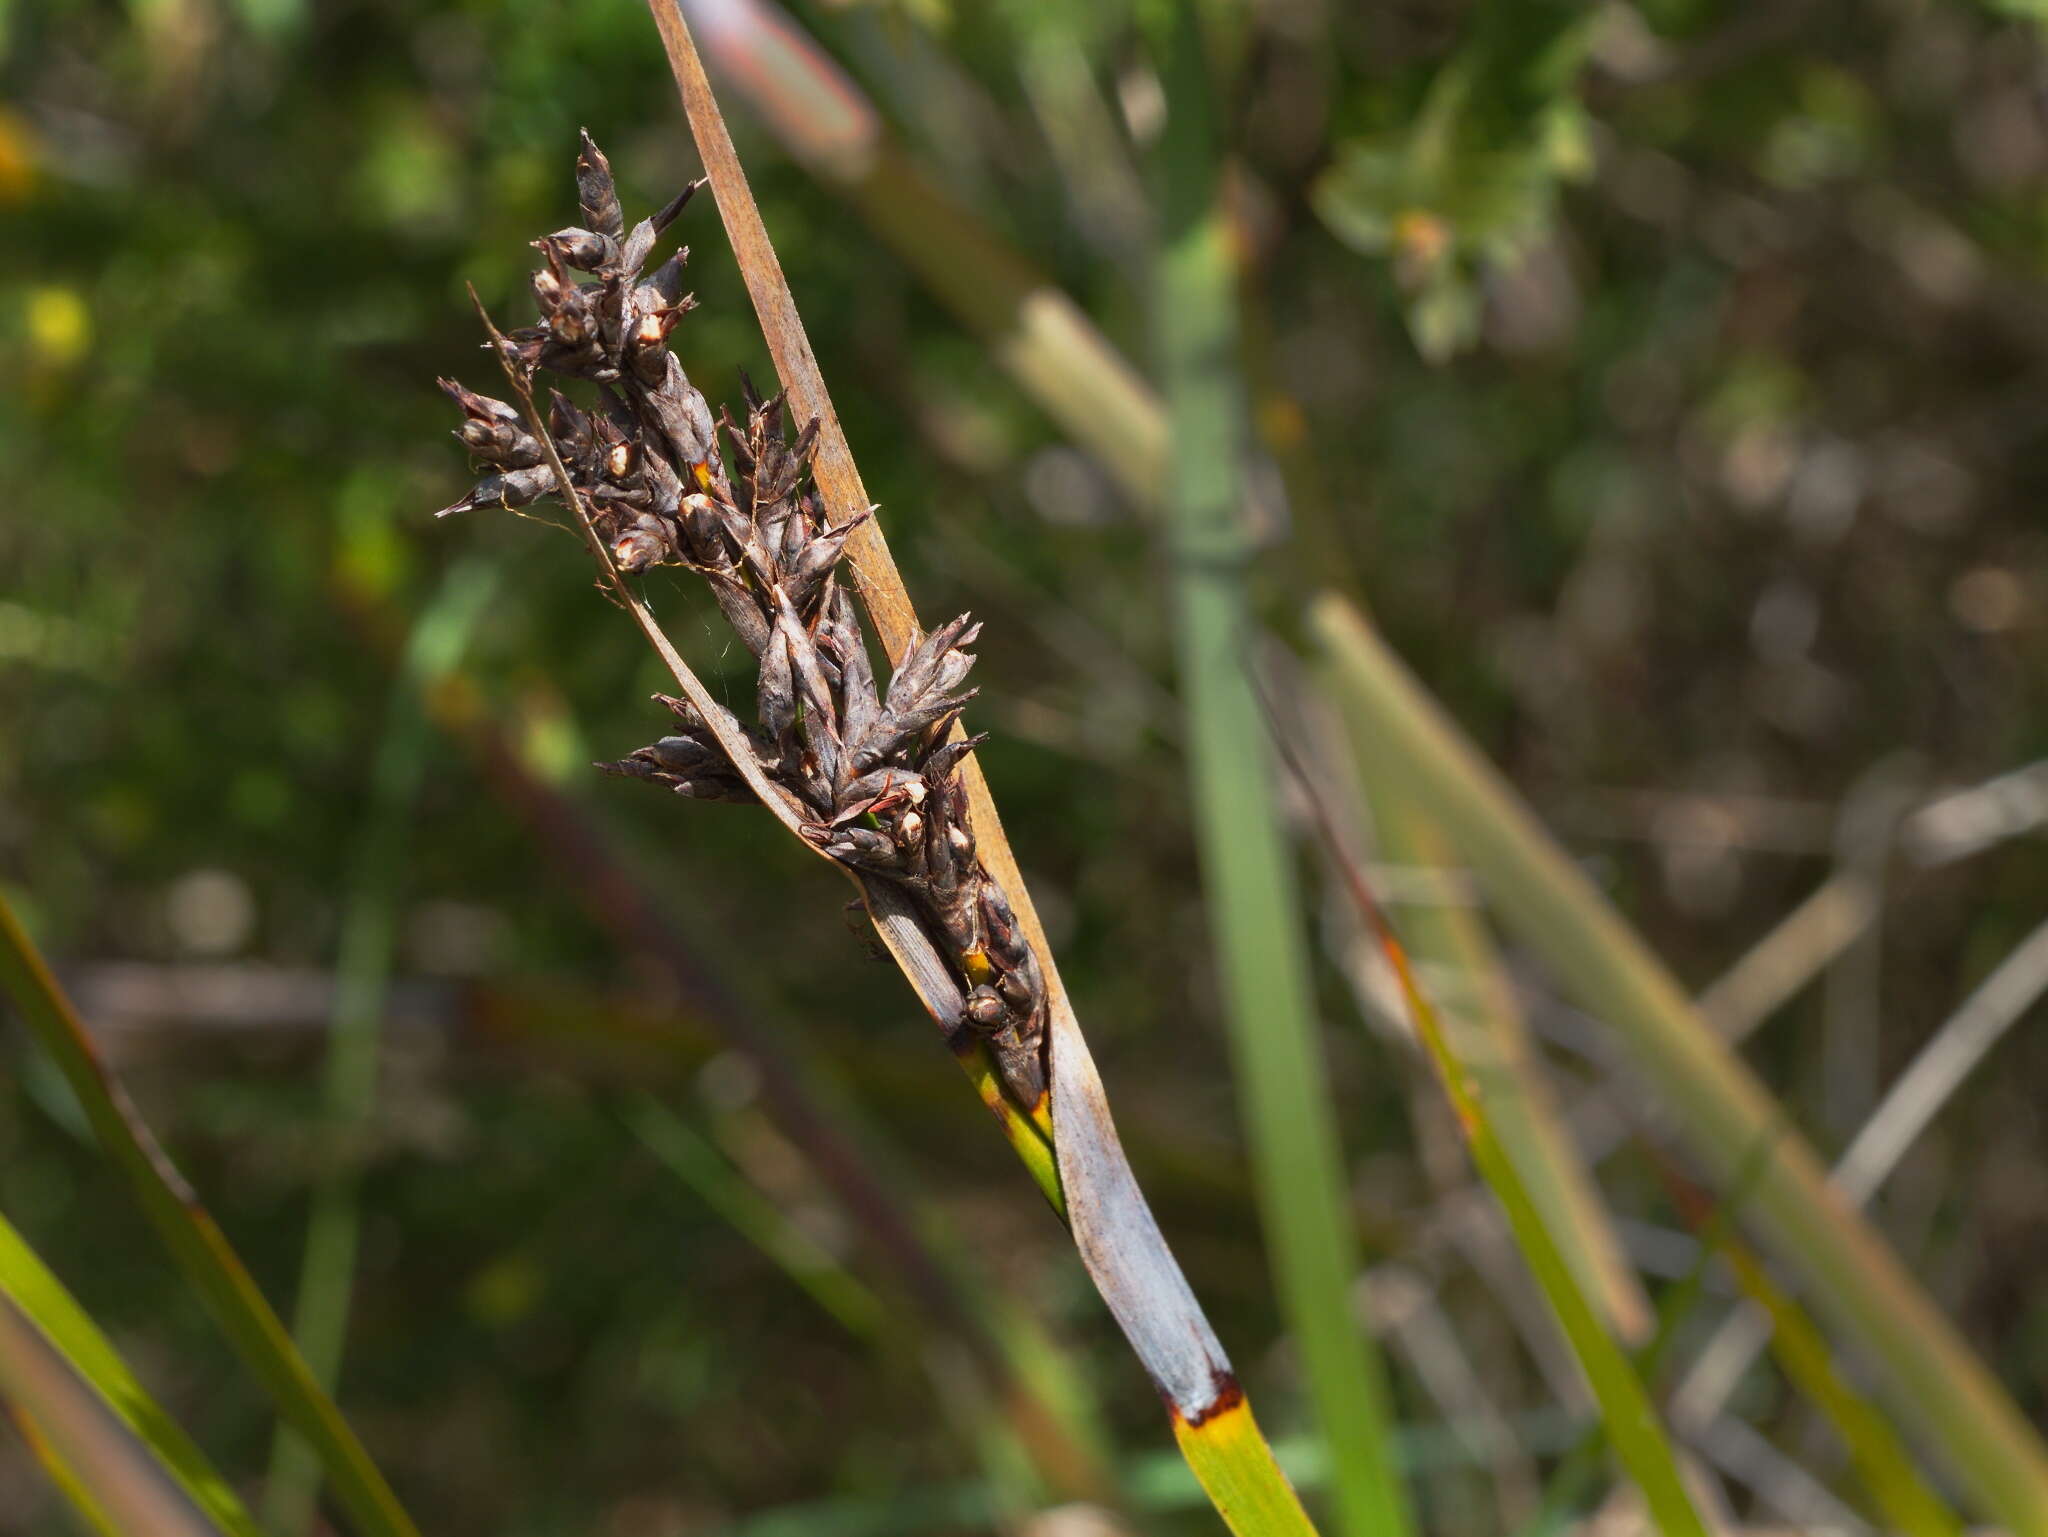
[427,24,1312,1518]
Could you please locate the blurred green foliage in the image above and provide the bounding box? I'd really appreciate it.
[4,0,2047,1533]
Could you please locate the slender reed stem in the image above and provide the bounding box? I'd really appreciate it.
[1151,12,1411,1536]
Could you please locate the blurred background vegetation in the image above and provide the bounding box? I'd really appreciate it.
[2,0,2045,1533]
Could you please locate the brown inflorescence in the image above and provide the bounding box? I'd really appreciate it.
[435,134,1048,1106]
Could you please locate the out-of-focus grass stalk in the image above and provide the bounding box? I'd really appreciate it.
[0,1212,261,1537]
[1515,1140,1772,1537]
[849,148,1168,505]
[1358,792,1648,1344]
[1659,1171,1965,1537]
[0,895,420,1537]
[628,1097,890,1341]
[1312,593,2048,1536]
[1153,15,1410,1537]
[976,1295,1121,1506]
[634,1103,1056,1537]
[635,1084,1119,1509]
[1014,24,1151,270]
[1678,912,2048,1434]
[713,1407,1632,1537]
[264,559,498,1534]
[0,1291,228,1537]
[1281,714,1710,1537]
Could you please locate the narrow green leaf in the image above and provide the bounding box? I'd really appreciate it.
[1312,592,2048,1536]
[0,895,421,1537]
[1274,714,1710,1537]
[1355,787,1649,1343]
[629,1098,890,1341]
[0,1211,261,1537]
[1663,1174,1966,1537]
[1516,1137,1780,1537]
[265,557,498,1534]
[1152,14,1410,1537]
[1173,1398,1322,1537]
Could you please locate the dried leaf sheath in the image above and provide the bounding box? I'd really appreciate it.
[436,137,1048,1109]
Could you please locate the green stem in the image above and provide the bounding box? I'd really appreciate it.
[264,558,498,1534]
[1154,14,1410,1537]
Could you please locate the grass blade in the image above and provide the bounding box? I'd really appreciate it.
[0,895,420,1537]
[0,1211,262,1537]
[1676,913,2048,1443]
[1833,913,2048,1202]
[628,1097,890,1342]
[629,1097,1082,1519]
[1659,1168,1965,1537]
[0,1290,228,1537]
[1265,689,1710,1537]
[1514,1134,1780,1537]
[6,1406,128,1537]
[264,558,498,1534]
[6,1405,128,1537]
[1312,592,2048,1535]
[1352,783,1649,1345]
[1169,1404,1328,1537]
[1150,12,1410,1537]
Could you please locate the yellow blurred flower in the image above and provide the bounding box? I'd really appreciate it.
[26,286,92,368]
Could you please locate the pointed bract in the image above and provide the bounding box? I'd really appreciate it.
[575,129,624,239]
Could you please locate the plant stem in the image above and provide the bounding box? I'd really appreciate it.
[1153,14,1411,1537]
[264,558,498,1534]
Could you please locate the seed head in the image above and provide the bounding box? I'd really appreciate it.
[434,136,1050,1106]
